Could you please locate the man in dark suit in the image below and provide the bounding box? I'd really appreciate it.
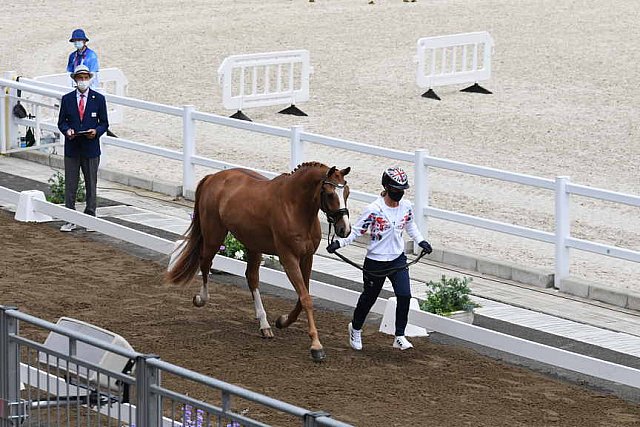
[57,64,109,232]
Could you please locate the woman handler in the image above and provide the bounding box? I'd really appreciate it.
[327,167,432,351]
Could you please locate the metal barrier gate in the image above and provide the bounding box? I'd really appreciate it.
[0,306,352,427]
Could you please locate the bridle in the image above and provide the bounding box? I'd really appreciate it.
[320,179,349,224]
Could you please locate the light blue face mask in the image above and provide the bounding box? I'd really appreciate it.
[73,41,84,50]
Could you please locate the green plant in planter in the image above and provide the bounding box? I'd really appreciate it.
[46,171,86,204]
[218,232,247,261]
[419,275,480,316]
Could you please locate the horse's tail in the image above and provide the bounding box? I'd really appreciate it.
[165,178,208,285]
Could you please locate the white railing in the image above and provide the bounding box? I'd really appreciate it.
[0,69,128,152]
[21,67,128,124]
[1,77,638,293]
[416,31,493,89]
[217,50,312,112]
[1,187,640,391]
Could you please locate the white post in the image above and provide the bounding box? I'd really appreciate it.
[100,137,109,170]
[554,176,570,289]
[3,71,18,151]
[0,81,7,153]
[413,149,429,254]
[34,105,41,146]
[290,125,304,171]
[182,105,196,198]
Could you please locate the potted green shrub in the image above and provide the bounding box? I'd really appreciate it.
[218,232,248,262]
[209,233,249,275]
[47,171,85,204]
[419,275,480,323]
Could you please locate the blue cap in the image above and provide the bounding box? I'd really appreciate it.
[69,29,89,42]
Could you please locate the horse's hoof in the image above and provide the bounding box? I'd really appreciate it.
[260,327,274,339]
[310,348,326,362]
[275,315,288,329]
[192,295,206,307]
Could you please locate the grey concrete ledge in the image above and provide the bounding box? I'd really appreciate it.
[10,151,182,198]
[559,279,590,299]
[628,294,640,312]
[11,149,64,169]
[425,247,554,289]
[560,278,640,311]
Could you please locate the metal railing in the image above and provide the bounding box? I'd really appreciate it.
[0,306,352,427]
[1,76,638,293]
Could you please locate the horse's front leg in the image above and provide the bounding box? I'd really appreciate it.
[246,251,273,338]
[276,253,312,328]
[275,299,302,329]
[278,253,325,362]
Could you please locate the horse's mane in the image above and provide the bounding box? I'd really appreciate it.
[284,162,328,176]
[289,161,327,175]
[270,162,328,184]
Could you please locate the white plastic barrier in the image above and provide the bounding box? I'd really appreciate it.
[217,50,312,117]
[24,67,129,124]
[416,31,493,96]
[379,297,429,337]
[14,190,52,222]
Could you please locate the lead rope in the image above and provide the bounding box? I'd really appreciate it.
[326,223,427,278]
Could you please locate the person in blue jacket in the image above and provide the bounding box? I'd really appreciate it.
[57,65,109,232]
[66,29,99,87]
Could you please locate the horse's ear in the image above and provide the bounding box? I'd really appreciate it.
[341,167,351,176]
[327,166,337,177]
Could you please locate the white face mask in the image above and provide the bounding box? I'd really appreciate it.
[76,80,90,91]
[73,41,84,50]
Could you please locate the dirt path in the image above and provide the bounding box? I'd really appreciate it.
[1,211,638,426]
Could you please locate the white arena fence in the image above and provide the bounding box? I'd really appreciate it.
[217,50,312,114]
[8,68,128,141]
[0,76,639,293]
[0,186,639,418]
[416,31,493,93]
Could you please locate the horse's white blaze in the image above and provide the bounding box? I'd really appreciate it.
[336,186,351,234]
[252,289,270,330]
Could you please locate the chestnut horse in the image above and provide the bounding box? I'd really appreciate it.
[165,162,351,361]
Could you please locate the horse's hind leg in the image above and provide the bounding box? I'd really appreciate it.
[193,229,226,307]
[246,251,273,338]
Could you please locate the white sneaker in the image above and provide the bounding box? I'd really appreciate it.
[348,322,362,350]
[393,336,414,350]
[60,223,77,232]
